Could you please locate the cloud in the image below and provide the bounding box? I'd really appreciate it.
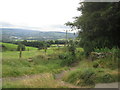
[0,22,72,32]
[0,22,15,27]
[0,0,80,31]
[51,25,70,29]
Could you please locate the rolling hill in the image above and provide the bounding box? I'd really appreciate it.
[1,28,77,41]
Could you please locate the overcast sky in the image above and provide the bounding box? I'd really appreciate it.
[0,0,81,32]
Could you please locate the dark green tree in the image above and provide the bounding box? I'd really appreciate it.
[17,43,26,51]
[66,2,120,55]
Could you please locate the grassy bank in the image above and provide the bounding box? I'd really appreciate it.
[63,59,120,87]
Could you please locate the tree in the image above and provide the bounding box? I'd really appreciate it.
[66,2,120,55]
[68,40,76,56]
[17,43,26,51]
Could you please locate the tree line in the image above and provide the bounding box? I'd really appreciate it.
[66,2,120,55]
[15,40,69,51]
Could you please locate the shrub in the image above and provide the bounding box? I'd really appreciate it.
[102,74,113,83]
[60,43,77,66]
[93,62,99,68]
[80,69,95,86]
[95,73,116,83]
[60,53,76,66]
[67,42,76,56]
[58,54,67,59]
[93,47,120,69]
[63,68,96,86]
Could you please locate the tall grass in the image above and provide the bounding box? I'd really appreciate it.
[94,47,120,69]
[2,47,68,77]
[3,73,65,88]
[62,58,119,87]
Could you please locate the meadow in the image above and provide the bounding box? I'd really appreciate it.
[1,42,120,88]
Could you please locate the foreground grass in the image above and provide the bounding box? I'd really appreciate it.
[2,44,119,88]
[2,47,68,77]
[3,73,66,88]
[62,60,120,87]
[2,46,85,88]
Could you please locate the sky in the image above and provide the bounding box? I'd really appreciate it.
[0,0,81,32]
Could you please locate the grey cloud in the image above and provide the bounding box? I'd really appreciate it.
[0,22,15,27]
[51,24,70,29]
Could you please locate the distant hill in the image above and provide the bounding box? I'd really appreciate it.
[1,28,77,41]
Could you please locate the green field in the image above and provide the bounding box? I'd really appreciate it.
[0,42,37,51]
[2,43,68,77]
[1,1,120,88]
[2,43,70,88]
[1,42,119,88]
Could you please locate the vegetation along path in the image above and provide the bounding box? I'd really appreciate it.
[2,65,86,88]
[2,63,119,88]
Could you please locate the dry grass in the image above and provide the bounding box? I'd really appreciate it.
[3,73,61,88]
[3,72,90,88]
[19,73,58,88]
[3,73,85,88]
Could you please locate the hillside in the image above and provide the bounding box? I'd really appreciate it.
[1,28,77,41]
[0,42,37,51]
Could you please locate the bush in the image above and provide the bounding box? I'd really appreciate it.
[60,42,77,66]
[80,69,95,86]
[102,74,113,83]
[80,40,94,56]
[95,73,117,83]
[67,42,76,56]
[93,47,120,69]
[58,54,67,59]
[63,68,96,86]
[60,53,76,66]
[93,62,99,68]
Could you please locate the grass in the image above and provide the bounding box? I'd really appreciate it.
[2,46,68,77]
[3,73,66,88]
[0,42,18,51]
[2,50,40,60]
[0,42,37,51]
[2,43,119,88]
[3,58,68,77]
[62,59,119,87]
[2,45,70,88]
